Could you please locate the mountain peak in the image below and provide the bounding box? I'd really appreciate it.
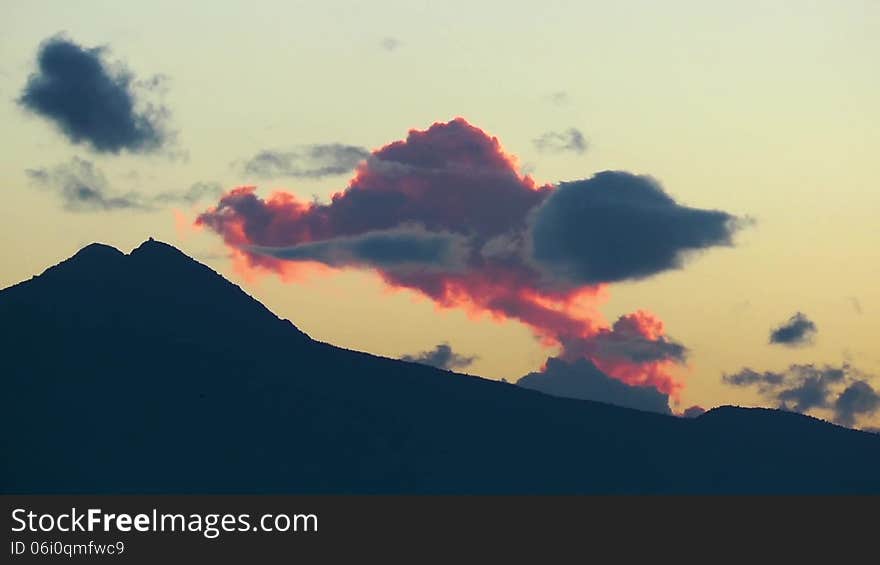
[75,242,125,257]
[129,237,197,269]
[130,236,179,255]
[33,241,127,283]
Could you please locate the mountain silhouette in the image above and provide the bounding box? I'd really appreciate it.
[2,239,879,493]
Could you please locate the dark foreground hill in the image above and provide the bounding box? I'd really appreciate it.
[1,239,878,493]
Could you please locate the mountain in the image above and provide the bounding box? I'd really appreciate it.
[1,239,879,493]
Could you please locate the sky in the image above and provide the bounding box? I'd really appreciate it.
[1,0,878,428]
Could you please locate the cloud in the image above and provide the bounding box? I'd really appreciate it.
[848,297,863,315]
[517,357,672,415]
[198,118,743,402]
[153,182,223,206]
[581,312,688,364]
[548,91,569,106]
[26,157,145,211]
[530,171,743,284]
[769,312,817,346]
[381,37,402,51]
[17,35,171,154]
[553,310,688,399]
[835,381,880,428]
[240,145,370,179]
[723,363,879,428]
[248,226,469,272]
[401,343,477,370]
[26,158,219,212]
[721,368,785,388]
[533,128,587,155]
[680,405,706,418]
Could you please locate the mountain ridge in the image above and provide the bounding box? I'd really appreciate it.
[1,239,878,494]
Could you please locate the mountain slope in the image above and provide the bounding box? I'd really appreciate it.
[1,239,879,493]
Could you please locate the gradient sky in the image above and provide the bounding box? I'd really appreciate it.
[1,0,878,427]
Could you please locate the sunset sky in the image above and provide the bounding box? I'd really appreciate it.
[1,1,878,428]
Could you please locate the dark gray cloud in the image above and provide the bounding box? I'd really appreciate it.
[27,158,220,212]
[723,363,879,428]
[247,226,470,272]
[776,372,839,413]
[17,35,171,154]
[517,357,672,415]
[532,128,587,155]
[381,37,402,51]
[529,171,743,285]
[769,312,817,346]
[241,145,370,179]
[835,381,880,428]
[722,368,785,388]
[401,343,477,371]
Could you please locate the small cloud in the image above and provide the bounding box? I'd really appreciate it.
[722,368,785,388]
[532,128,587,155]
[381,37,402,51]
[848,297,863,315]
[195,251,233,261]
[769,312,817,347]
[153,182,223,206]
[680,405,706,418]
[401,343,477,371]
[239,145,370,179]
[17,34,173,154]
[548,91,569,106]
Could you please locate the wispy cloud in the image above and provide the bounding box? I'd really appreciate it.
[548,91,569,106]
[532,128,587,155]
[239,145,370,179]
[381,37,402,52]
[848,297,863,315]
[26,158,220,212]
